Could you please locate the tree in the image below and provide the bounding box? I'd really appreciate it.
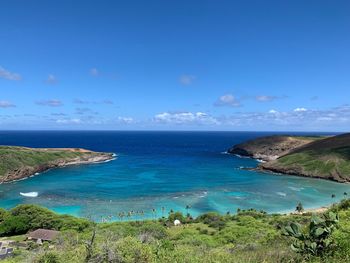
[295,202,304,213]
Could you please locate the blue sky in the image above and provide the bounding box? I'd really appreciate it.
[0,0,349,131]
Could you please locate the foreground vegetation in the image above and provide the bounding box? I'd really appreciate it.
[1,200,350,262]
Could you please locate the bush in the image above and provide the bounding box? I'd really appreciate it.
[167,212,185,223]
[196,212,227,229]
[138,222,168,241]
[35,251,61,263]
[284,212,339,257]
[0,208,9,222]
[0,205,91,237]
[0,215,29,236]
[115,236,154,263]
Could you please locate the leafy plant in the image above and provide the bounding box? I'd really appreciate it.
[283,212,339,257]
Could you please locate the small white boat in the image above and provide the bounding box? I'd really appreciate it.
[20,192,38,197]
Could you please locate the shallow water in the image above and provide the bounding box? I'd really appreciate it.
[0,131,348,221]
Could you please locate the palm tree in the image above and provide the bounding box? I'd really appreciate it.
[161,206,165,218]
[152,208,157,220]
[185,205,191,215]
[331,194,336,198]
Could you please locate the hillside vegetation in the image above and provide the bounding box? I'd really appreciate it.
[0,146,113,182]
[228,135,321,161]
[1,201,350,262]
[261,133,350,182]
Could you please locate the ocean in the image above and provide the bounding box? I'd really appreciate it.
[0,131,348,221]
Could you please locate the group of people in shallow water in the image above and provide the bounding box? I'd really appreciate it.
[99,206,172,223]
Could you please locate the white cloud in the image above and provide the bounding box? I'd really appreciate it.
[0,66,21,81]
[214,94,241,107]
[36,99,63,107]
[73,98,114,105]
[117,116,134,124]
[0,101,16,108]
[218,105,350,130]
[179,75,196,85]
[56,118,81,124]
[294,107,307,112]
[256,95,277,102]
[46,74,57,85]
[154,111,219,125]
[90,68,99,76]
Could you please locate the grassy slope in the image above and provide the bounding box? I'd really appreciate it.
[0,146,104,179]
[264,133,350,182]
[3,201,350,263]
[229,135,322,161]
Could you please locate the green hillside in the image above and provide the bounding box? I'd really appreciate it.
[0,146,112,182]
[262,133,350,182]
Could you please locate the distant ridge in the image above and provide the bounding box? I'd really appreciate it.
[229,133,350,183]
[0,146,114,183]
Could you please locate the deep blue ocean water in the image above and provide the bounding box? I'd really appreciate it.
[0,131,348,221]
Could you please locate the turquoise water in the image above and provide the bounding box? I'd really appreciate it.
[0,131,348,221]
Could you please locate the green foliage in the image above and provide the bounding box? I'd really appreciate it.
[0,204,91,237]
[115,236,154,263]
[0,208,9,222]
[137,222,168,240]
[0,146,109,178]
[34,251,61,263]
[4,201,350,263]
[196,212,227,229]
[0,215,28,236]
[167,211,185,223]
[284,212,339,257]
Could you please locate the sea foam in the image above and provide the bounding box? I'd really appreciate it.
[20,192,38,197]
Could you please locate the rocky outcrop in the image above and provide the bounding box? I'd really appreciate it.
[228,136,316,161]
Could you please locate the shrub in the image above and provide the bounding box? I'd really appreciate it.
[115,236,154,263]
[168,212,185,223]
[0,205,91,237]
[138,222,168,241]
[196,212,226,229]
[284,212,339,257]
[0,215,29,236]
[0,208,9,222]
[35,251,61,263]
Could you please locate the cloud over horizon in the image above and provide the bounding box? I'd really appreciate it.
[73,99,114,105]
[154,111,219,125]
[36,99,63,107]
[0,101,16,108]
[214,94,241,107]
[0,66,21,81]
